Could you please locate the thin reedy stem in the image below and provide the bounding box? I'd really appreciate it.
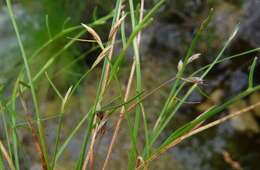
[19,89,48,170]
[51,86,73,169]
[108,0,166,82]
[82,120,99,170]
[102,60,137,170]
[137,0,151,161]
[16,65,176,168]
[128,0,142,152]
[101,1,126,169]
[82,115,109,170]
[5,0,49,168]
[0,140,15,170]
[77,1,123,169]
[136,101,260,169]
[10,76,21,170]
[153,9,214,132]
[11,13,113,104]
[30,12,113,62]
[102,1,145,169]
[5,1,260,169]
[0,105,12,161]
[150,26,239,148]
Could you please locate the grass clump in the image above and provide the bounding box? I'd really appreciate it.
[0,0,260,170]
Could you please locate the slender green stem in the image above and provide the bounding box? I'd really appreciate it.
[150,26,239,147]
[76,1,123,169]
[5,0,49,168]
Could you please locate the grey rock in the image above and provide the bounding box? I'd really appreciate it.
[229,100,260,133]
[154,24,182,51]
[240,0,260,47]
[30,164,41,170]
[230,70,248,93]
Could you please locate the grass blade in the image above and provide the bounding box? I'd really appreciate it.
[5,0,49,168]
[248,57,257,89]
[0,140,15,170]
[150,26,239,147]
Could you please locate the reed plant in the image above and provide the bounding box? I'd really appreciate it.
[1,0,260,169]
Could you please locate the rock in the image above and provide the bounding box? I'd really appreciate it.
[229,100,259,133]
[249,92,260,118]
[229,70,248,94]
[162,0,205,19]
[212,2,242,41]
[0,4,38,83]
[30,163,41,170]
[139,23,156,56]
[197,89,224,112]
[154,23,182,52]
[240,0,260,47]
[141,0,207,57]
[188,90,203,103]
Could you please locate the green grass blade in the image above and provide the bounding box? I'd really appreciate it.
[150,26,239,147]
[161,85,260,148]
[5,0,49,168]
[32,30,86,82]
[152,9,214,139]
[51,86,73,169]
[45,72,63,100]
[248,57,257,89]
[55,107,93,163]
[76,1,123,168]
[45,15,52,39]
[129,0,143,156]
